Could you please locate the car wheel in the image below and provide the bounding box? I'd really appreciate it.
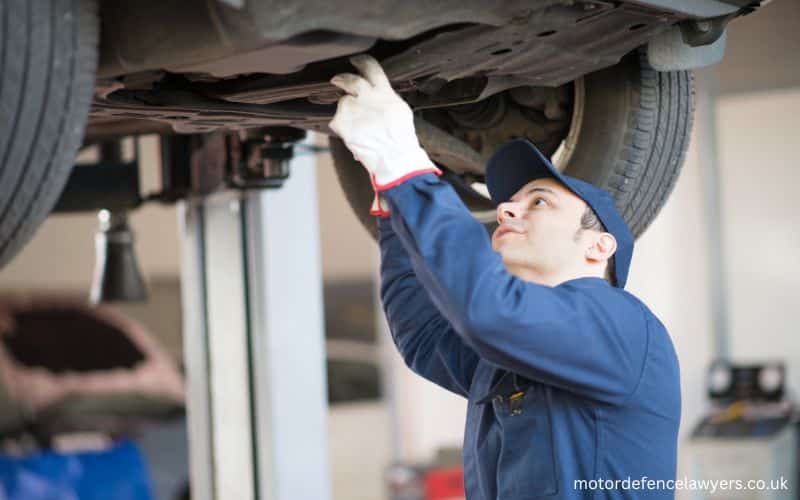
[0,0,99,268]
[330,47,694,241]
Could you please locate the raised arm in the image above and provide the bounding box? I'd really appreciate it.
[326,54,647,405]
[378,217,480,399]
[381,174,649,405]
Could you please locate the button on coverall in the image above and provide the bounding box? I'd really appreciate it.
[378,173,681,499]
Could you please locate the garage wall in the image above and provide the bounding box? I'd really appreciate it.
[315,135,378,280]
[716,88,800,393]
[716,0,800,96]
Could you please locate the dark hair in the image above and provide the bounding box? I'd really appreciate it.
[575,205,616,286]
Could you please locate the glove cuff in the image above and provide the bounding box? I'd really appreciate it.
[373,166,443,192]
[370,193,391,218]
[371,146,443,191]
[369,174,392,217]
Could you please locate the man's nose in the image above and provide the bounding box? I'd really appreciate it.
[496,201,520,225]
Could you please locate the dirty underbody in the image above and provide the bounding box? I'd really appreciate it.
[87,0,688,140]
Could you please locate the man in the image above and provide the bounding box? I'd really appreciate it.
[330,55,681,499]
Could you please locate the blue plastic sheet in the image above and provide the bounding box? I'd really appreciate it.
[0,439,154,500]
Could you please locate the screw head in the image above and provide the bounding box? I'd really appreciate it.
[694,20,712,32]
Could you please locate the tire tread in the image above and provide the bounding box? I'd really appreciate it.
[0,0,98,267]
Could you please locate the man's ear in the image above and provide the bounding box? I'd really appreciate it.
[586,232,617,263]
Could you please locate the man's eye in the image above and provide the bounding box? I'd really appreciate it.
[532,197,547,207]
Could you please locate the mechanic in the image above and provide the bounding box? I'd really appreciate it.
[330,55,681,499]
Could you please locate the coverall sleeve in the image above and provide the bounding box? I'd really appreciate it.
[380,174,648,405]
[378,217,481,399]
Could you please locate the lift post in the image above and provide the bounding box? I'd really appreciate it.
[175,130,331,500]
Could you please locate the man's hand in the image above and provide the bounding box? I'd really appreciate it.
[329,55,441,216]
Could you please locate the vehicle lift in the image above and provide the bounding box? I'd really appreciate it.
[57,128,333,500]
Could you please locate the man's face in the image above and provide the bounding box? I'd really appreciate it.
[491,177,590,280]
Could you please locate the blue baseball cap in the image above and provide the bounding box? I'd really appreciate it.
[485,139,634,289]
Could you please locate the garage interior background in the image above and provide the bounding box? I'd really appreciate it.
[0,1,798,499]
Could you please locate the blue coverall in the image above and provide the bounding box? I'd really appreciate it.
[378,173,681,499]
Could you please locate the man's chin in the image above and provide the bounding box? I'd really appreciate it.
[492,240,511,253]
[496,246,522,265]
[498,246,535,265]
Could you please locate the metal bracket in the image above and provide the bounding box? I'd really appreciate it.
[54,140,142,213]
[647,25,727,71]
[678,14,735,47]
[228,127,306,189]
[58,127,321,215]
[157,126,323,201]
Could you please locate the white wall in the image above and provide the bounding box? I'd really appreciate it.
[315,135,377,281]
[716,0,800,95]
[716,88,800,394]
[328,402,392,500]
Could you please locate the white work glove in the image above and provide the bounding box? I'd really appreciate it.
[329,55,441,217]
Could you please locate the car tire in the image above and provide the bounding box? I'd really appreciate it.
[0,0,99,268]
[330,47,694,241]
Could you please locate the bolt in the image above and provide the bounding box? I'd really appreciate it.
[694,20,712,33]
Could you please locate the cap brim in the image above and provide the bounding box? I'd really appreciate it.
[485,139,565,205]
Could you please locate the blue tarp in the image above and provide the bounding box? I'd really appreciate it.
[0,439,153,500]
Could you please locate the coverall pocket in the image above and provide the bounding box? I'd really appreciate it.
[494,383,559,498]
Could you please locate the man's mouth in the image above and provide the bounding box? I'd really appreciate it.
[495,226,525,239]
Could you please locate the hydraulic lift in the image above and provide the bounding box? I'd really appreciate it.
[58,129,333,499]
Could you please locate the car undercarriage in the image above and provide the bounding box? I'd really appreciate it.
[0,0,764,268]
[87,0,744,138]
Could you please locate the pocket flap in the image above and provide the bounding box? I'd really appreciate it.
[475,372,534,404]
